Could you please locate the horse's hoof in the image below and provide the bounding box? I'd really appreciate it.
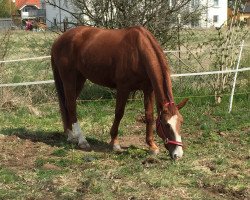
[149,148,159,155]
[67,137,78,143]
[79,142,91,151]
[113,144,122,152]
[66,131,78,143]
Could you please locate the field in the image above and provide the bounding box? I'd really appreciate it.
[0,97,249,199]
[0,29,250,199]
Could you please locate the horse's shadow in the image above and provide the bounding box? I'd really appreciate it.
[1,128,111,153]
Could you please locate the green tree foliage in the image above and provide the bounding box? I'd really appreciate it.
[0,0,13,18]
[228,0,249,9]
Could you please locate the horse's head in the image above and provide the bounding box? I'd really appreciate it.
[156,98,188,160]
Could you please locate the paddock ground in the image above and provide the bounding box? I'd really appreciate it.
[0,97,249,200]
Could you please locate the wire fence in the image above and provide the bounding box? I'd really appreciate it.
[0,43,249,113]
[0,67,250,87]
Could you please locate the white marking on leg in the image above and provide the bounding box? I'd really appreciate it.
[72,122,83,139]
[113,144,122,151]
[73,122,90,149]
[167,115,183,158]
[67,122,90,149]
[66,129,78,142]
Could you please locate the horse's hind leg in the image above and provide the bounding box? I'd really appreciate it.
[64,72,90,150]
[110,89,130,151]
[143,88,159,155]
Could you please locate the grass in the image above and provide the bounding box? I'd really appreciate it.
[0,95,249,199]
[0,28,249,199]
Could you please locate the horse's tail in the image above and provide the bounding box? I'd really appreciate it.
[51,56,68,132]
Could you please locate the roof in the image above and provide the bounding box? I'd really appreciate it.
[15,0,41,10]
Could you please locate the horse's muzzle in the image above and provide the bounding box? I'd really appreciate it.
[169,145,183,160]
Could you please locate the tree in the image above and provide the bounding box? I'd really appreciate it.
[73,0,197,48]
[0,0,15,18]
[228,0,249,8]
[45,0,204,49]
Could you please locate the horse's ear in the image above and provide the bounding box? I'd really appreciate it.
[177,98,189,110]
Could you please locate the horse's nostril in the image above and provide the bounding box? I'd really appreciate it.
[173,154,180,160]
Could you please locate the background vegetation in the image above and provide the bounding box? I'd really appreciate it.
[0,0,15,18]
[0,1,249,199]
[0,27,249,107]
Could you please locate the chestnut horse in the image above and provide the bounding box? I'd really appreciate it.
[51,26,188,160]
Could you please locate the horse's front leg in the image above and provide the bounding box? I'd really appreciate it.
[110,89,130,151]
[143,88,159,155]
[63,73,90,150]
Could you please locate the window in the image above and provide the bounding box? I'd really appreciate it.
[191,20,199,27]
[53,18,57,26]
[23,6,33,12]
[191,0,200,8]
[213,15,218,23]
[214,0,219,6]
[40,0,45,9]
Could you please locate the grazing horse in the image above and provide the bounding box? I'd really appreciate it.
[51,26,188,160]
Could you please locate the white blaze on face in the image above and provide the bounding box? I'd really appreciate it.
[167,115,183,158]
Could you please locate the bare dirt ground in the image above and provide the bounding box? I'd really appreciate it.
[0,133,148,172]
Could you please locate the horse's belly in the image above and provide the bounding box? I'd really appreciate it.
[77,50,147,90]
[88,76,116,88]
[79,65,116,88]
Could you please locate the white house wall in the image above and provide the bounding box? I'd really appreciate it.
[199,0,228,28]
[45,0,76,28]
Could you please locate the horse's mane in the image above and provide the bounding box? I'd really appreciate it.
[135,26,174,103]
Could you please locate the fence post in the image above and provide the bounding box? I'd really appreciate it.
[228,40,244,113]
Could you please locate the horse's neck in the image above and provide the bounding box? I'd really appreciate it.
[153,72,174,110]
[138,27,174,107]
[144,61,172,107]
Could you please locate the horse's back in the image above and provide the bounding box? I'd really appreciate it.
[52,26,146,62]
[51,26,150,89]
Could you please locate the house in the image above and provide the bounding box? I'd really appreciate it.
[45,0,75,30]
[43,0,229,30]
[189,0,228,28]
[228,1,250,26]
[241,2,250,26]
[15,0,46,25]
[204,0,228,28]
